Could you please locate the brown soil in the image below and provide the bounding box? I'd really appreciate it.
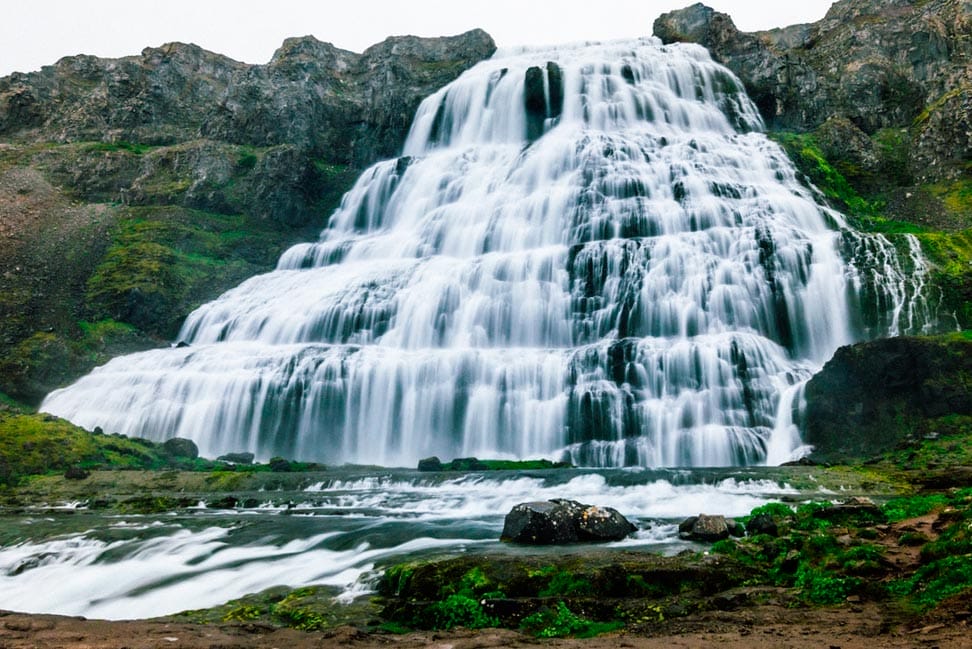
[1,603,969,649]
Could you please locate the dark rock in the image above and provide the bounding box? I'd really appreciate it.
[417,456,443,471]
[268,456,292,472]
[501,500,579,544]
[162,437,198,459]
[209,496,239,509]
[746,513,779,537]
[450,457,487,471]
[63,466,89,480]
[811,497,885,522]
[217,452,255,464]
[805,336,972,463]
[576,504,638,541]
[501,498,637,545]
[678,513,742,542]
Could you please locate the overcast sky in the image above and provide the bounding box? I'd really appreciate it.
[1,1,835,77]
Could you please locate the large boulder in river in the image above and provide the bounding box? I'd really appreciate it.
[501,499,636,545]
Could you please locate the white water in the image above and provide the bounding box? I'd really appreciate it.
[0,471,798,619]
[41,38,930,467]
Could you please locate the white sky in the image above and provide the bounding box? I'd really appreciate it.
[0,1,835,77]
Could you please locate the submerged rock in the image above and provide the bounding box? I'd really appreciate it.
[501,498,636,544]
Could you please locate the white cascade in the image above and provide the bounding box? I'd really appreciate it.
[41,39,931,467]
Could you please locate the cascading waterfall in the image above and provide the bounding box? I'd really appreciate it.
[41,38,932,467]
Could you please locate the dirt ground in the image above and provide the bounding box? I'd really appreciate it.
[1,601,969,649]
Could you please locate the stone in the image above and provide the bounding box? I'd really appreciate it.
[217,452,254,464]
[162,437,198,459]
[268,456,292,472]
[501,499,637,545]
[450,457,487,471]
[417,456,443,472]
[576,504,638,541]
[501,500,579,544]
[746,513,779,537]
[678,513,742,542]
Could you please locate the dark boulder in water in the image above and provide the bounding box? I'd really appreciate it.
[501,498,636,544]
[162,437,198,459]
[679,514,744,542]
[417,456,443,471]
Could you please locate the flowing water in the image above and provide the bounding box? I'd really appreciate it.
[41,39,930,467]
[12,36,938,621]
[0,468,813,619]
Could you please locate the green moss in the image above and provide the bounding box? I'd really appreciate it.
[85,206,291,337]
[0,412,173,484]
[423,594,498,630]
[882,494,950,522]
[520,601,622,638]
[83,141,154,155]
[769,131,881,219]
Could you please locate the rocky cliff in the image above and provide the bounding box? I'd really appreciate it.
[804,334,972,463]
[0,30,495,405]
[655,0,971,228]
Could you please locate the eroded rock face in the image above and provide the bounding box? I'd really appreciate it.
[653,0,972,181]
[501,499,637,544]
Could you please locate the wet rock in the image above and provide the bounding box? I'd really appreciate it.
[746,513,779,537]
[417,456,443,471]
[268,456,292,472]
[162,437,198,459]
[217,452,255,464]
[679,513,743,542]
[501,498,637,544]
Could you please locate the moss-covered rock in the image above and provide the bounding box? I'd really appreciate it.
[804,335,972,463]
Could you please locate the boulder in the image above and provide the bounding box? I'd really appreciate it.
[217,452,255,464]
[746,513,779,537]
[678,513,744,542]
[162,437,198,459]
[268,456,292,472]
[417,456,443,471]
[450,457,487,471]
[63,466,89,480]
[576,504,639,541]
[501,499,636,545]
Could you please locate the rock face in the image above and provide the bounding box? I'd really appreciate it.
[0,31,495,405]
[653,0,972,182]
[804,335,972,463]
[501,499,637,544]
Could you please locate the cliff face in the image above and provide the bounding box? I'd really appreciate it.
[0,31,495,405]
[804,335,972,463]
[654,0,971,185]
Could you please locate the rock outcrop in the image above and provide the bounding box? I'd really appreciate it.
[653,0,972,184]
[804,335,972,463]
[0,31,495,405]
[678,514,745,542]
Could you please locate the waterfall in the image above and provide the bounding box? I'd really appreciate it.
[41,39,931,467]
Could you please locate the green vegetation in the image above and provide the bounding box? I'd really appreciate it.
[83,141,155,155]
[0,412,165,485]
[520,601,622,638]
[85,206,292,337]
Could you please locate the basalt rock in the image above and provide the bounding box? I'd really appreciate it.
[501,499,637,545]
